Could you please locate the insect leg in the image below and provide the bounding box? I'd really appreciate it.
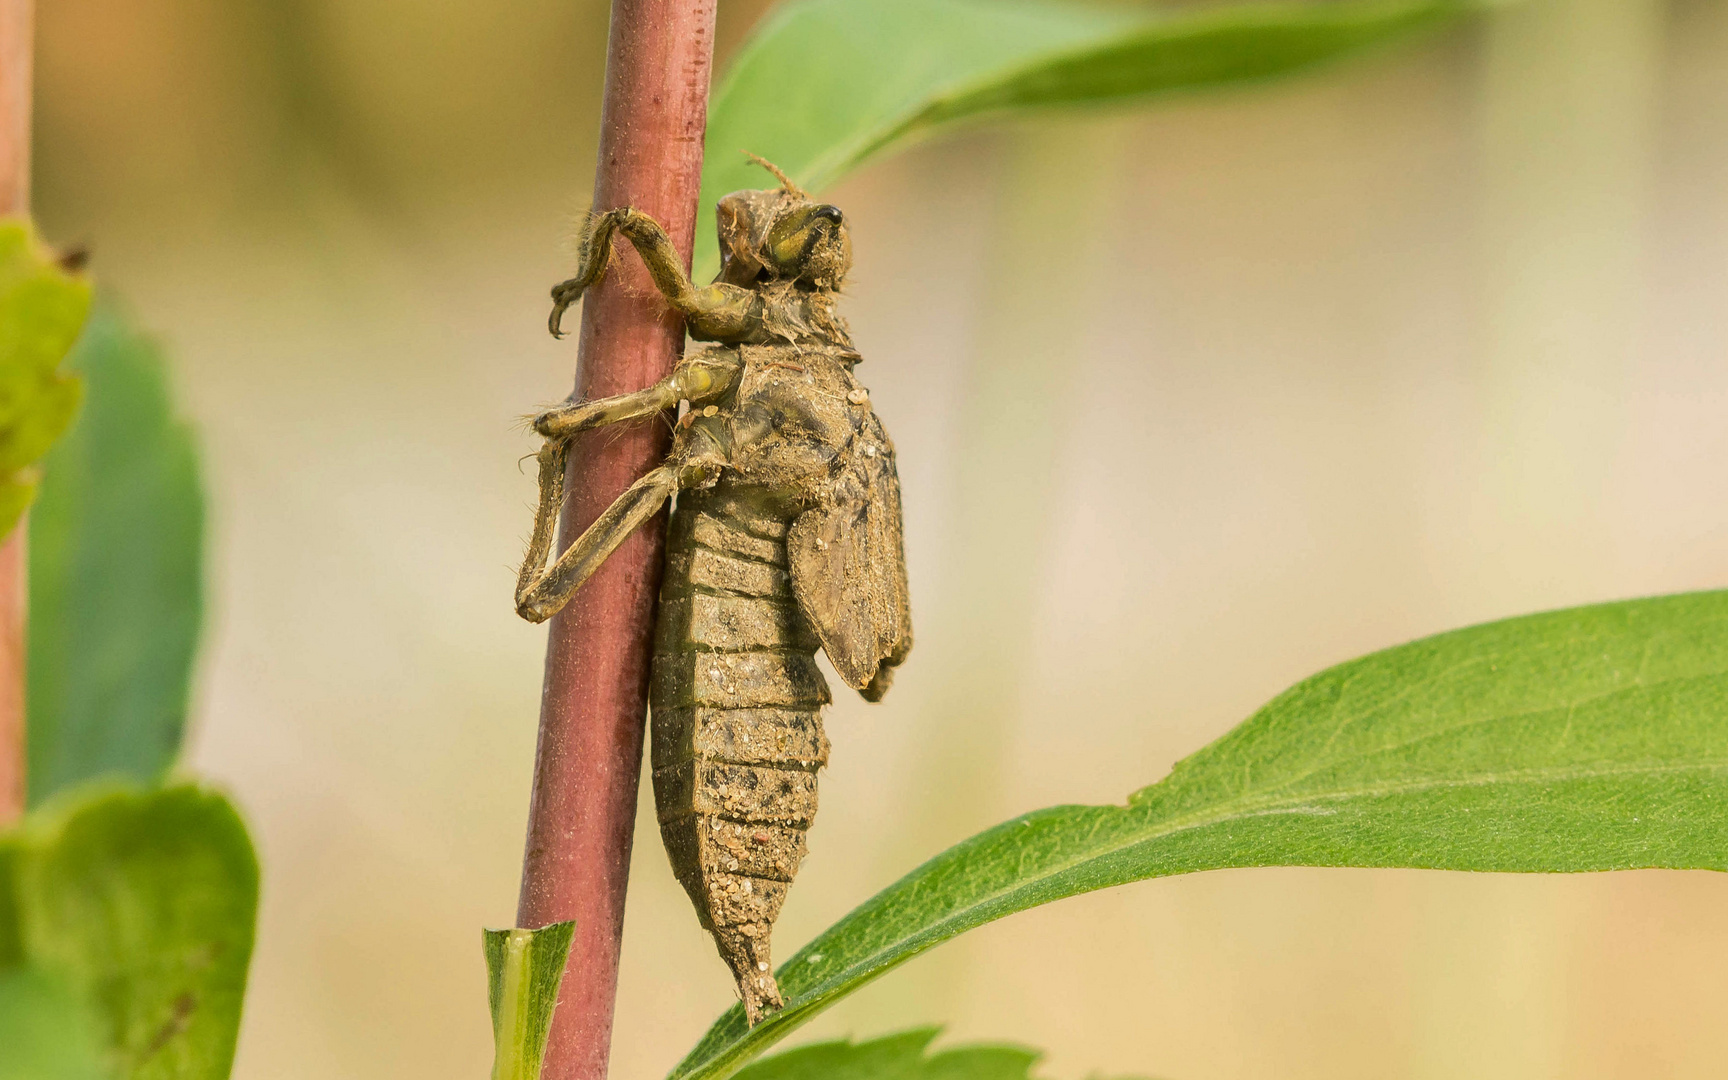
[533,349,742,439]
[515,458,714,623]
[515,437,571,619]
[547,208,627,338]
[532,384,678,440]
[548,207,755,339]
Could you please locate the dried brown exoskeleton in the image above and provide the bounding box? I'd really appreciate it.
[515,159,912,1024]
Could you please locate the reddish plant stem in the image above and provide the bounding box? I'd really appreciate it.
[516,2,716,1078]
[0,0,31,826]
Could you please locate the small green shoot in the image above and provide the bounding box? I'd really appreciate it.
[484,921,577,1080]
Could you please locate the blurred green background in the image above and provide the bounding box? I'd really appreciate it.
[31,0,1728,1077]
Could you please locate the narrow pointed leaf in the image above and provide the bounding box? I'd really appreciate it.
[673,591,1728,1079]
[695,0,1490,276]
[0,220,90,538]
[5,785,258,1080]
[734,1028,1155,1080]
[28,304,205,804]
[484,921,576,1080]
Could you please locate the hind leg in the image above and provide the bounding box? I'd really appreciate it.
[515,457,714,623]
[515,359,737,623]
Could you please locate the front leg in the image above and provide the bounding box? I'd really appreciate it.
[533,348,742,439]
[549,207,756,340]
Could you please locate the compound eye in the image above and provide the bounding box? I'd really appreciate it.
[813,206,843,225]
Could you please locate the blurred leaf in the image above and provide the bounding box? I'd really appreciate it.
[0,967,106,1080]
[484,921,576,1080]
[695,0,1489,276]
[673,591,1728,1078]
[5,785,258,1080]
[0,220,90,538]
[0,840,20,968]
[27,304,205,806]
[734,1028,1155,1080]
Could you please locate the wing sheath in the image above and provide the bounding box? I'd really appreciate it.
[787,416,912,698]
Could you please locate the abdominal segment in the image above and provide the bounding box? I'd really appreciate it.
[650,489,830,1023]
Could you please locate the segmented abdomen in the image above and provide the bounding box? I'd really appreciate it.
[649,486,830,1018]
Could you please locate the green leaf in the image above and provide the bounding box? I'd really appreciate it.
[733,1028,1155,1080]
[0,219,91,538]
[5,785,258,1080]
[484,921,576,1080]
[0,839,21,968]
[0,967,107,1080]
[673,590,1728,1079]
[27,304,205,805]
[695,0,1490,276]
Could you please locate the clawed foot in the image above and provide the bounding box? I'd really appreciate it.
[548,276,586,338]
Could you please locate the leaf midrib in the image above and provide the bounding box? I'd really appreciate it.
[840,752,1728,939]
[1237,662,1724,806]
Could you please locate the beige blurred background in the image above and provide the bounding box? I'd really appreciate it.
[30,0,1728,1077]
